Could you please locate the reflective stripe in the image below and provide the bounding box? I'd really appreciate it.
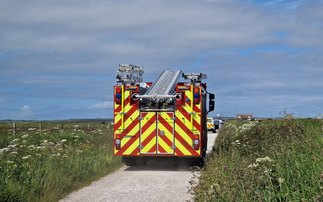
[157,112,174,154]
[114,85,202,156]
[140,112,157,154]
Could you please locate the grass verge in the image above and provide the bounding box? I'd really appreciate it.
[191,119,323,201]
[0,122,123,202]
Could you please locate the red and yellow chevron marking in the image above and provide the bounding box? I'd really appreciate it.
[157,112,174,154]
[139,112,175,154]
[173,85,201,156]
[207,123,214,128]
[140,112,157,154]
[114,84,203,157]
[114,86,140,155]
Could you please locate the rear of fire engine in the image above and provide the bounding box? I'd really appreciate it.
[113,64,215,166]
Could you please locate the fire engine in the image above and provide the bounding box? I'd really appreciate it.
[113,64,215,166]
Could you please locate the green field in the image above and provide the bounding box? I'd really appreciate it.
[191,119,323,201]
[0,122,123,202]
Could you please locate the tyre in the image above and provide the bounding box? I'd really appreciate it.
[190,157,204,167]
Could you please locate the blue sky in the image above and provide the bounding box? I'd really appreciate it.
[0,0,322,120]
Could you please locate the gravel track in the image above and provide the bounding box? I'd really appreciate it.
[60,132,218,202]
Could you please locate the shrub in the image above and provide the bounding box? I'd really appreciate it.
[0,122,122,202]
[191,119,323,201]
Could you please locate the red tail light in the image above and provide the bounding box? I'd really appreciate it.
[115,87,122,105]
[193,134,199,150]
[115,134,121,150]
[193,87,200,104]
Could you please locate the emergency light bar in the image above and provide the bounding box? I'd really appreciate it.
[116,64,143,84]
[182,73,207,82]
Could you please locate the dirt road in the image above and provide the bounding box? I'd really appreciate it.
[60,132,218,202]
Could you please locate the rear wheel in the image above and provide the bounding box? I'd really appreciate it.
[190,157,204,167]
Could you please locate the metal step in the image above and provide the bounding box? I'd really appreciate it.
[144,70,182,96]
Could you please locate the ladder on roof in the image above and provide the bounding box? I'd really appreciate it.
[144,70,182,97]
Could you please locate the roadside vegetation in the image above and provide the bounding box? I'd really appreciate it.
[191,119,323,201]
[0,122,123,202]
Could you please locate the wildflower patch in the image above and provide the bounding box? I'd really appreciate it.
[191,119,323,201]
[0,121,122,202]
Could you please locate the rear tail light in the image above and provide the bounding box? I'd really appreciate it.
[193,87,200,104]
[193,134,199,150]
[115,134,121,150]
[115,87,122,105]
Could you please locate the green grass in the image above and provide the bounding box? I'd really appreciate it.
[191,119,323,201]
[0,122,123,202]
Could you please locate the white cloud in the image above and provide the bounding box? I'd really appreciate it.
[15,105,35,120]
[89,101,113,109]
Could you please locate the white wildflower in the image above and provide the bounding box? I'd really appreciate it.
[256,156,273,163]
[13,138,20,142]
[22,140,27,144]
[61,139,67,143]
[248,163,259,168]
[52,154,57,156]
[11,151,18,154]
[28,128,37,131]
[0,148,9,153]
[264,169,272,173]
[22,155,32,159]
[74,136,79,138]
[22,134,29,138]
[8,144,17,148]
[278,178,284,183]
[56,153,61,156]
[52,127,59,130]
[28,145,35,149]
[76,150,83,154]
[7,161,14,163]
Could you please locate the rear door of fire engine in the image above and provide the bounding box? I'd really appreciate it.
[139,112,174,155]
